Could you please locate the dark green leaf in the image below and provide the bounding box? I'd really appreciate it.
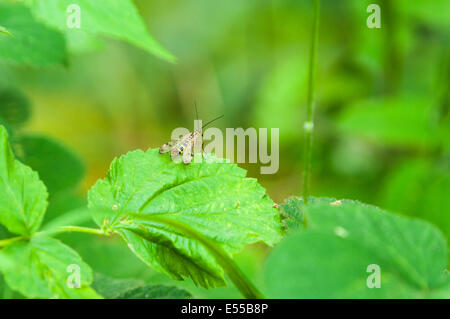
[92,273,192,299]
[120,284,192,299]
[16,135,85,194]
[0,88,30,128]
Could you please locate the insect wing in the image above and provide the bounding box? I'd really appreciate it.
[182,140,194,164]
[170,133,191,163]
[159,140,176,154]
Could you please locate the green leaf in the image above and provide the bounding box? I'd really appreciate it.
[337,96,439,149]
[0,87,31,128]
[0,236,100,298]
[0,126,48,235]
[92,273,192,299]
[280,197,304,231]
[0,3,67,67]
[27,0,175,62]
[265,198,449,298]
[91,273,143,298]
[88,149,283,288]
[120,284,192,299]
[381,159,450,244]
[15,135,85,194]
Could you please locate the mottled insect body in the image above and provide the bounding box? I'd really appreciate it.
[160,129,202,164]
[159,113,222,165]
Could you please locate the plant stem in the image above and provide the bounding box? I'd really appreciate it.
[302,0,320,206]
[127,214,265,299]
[0,226,107,248]
[0,235,27,248]
[55,226,107,235]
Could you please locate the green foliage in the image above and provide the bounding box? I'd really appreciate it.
[381,159,450,244]
[253,55,307,142]
[121,284,192,299]
[0,126,48,235]
[92,273,192,299]
[0,0,448,301]
[337,96,440,149]
[0,125,98,298]
[16,135,85,195]
[0,3,67,67]
[26,0,175,62]
[0,88,30,128]
[265,198,449,298]
[0,236,99,298]
[280,197,304,231]
[88,149,283,288]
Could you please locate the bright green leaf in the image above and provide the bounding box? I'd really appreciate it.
[88,149,283,288]
[265,198,449,298]
[0,3,67,67]
[0,236,100,298]
[15,135,85,195]
[0,126,48,235]
[27,0,175,62]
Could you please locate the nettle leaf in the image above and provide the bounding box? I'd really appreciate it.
[280,197,304,231]
[27,0,175,62]
[265,198,449,298]
[0,236,100,298]
[88,149,283,288]
[0,88,31,128]
[92,273,192,299]
[15,135,85,195]
[0,126,48,235]
[0,3,67,67]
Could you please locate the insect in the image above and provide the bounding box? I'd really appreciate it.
[159,105,223,165]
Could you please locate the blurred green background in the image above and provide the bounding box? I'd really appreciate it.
[0,0,449,298]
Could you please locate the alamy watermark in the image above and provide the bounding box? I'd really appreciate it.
[169,120,279,174]
[66,264,81,289]
[366,264,381,288]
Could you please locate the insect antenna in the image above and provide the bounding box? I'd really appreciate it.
[202,115,224,129]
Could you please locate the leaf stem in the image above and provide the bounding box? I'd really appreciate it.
[128,214,265,299]
[38,226,108,237]
[302,0,321,206]
[0,235,27,248]
[0,226,107,248]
